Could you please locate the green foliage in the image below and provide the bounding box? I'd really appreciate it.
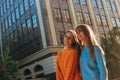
[101,27,120,80]
[0,46,19,80]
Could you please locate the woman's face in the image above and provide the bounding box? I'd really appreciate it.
[64,32,74,47]
[76,28,86,41]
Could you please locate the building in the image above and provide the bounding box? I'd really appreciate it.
[0,0,120,80]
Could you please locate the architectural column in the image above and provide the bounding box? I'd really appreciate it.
[68,0,78,29]
[115,0,120,17]
[87,0,99,37]
[35,0,47,48]
[101,0,113,30]
[44,0,58,46]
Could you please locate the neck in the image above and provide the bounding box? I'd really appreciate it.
[82,40,88,46]
[64,45,71,49]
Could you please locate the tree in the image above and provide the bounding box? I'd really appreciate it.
[101,27,120,80]
[0,46,19,80]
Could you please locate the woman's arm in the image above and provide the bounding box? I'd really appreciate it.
[94,46,108,80]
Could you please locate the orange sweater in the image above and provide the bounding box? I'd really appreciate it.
[56,48,82,80]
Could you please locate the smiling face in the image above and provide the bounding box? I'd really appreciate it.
[76,28,87,42]
[64,32,74,47]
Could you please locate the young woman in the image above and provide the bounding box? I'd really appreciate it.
[76,24,108,80]
[56,30,82,80]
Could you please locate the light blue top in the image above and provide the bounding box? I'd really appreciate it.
[80,45,108,80]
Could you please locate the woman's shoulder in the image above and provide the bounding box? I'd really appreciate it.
[57,50,63,56]
[93,45,105,55]
[93,45,101,51]
[68,48,78,53]
[58,48,79,55]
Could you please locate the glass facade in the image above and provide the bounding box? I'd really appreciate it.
[20,3,24,15]
[0,0,43,60]
[24,0,29,11]
[32,14,38,28]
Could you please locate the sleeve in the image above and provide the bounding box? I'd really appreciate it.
[94,46,108,80]
[64,50,79,80]
[56,52,64,80]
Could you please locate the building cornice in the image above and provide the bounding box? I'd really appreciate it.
[19,46,63,66]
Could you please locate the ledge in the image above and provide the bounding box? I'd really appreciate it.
[19,46,63,66]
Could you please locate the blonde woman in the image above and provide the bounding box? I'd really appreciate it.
[76,24,108,80]
[56,30,82,80]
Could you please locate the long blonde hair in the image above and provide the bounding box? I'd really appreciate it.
[76,24,104,57]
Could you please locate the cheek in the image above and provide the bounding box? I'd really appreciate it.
[69,40,73,45]
[78,33,84,40]
[77,34,82,39]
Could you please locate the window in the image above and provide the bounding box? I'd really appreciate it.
[63,9,71,23]
[63,0,67,2]
[54,8,62,22]
[15,7,19,19]
[24,0,29,11]
[59,33,64,44]
[34,65,43,72]
[8,16,12,26]
[97,0,103,9]
[77,12,84,24]
[22,23,26,35]
[12,12,15,23]
[111,2,116,11]
[1,23,5,32]
[92,0,97,7]
[0,6,3,16]
[111,18,117,27]
[9,34,13,43]
[18,27,22,38]
[4,3,6,13]
[13,30,18,42]
[30,0,34,6]
[102,16,107,26]
[81,0,87,5]
[73,0,80,4]
[32,14,38,28]
[24,69,31,76]
[7,0,10,9]
[5,20,8,29]
[7,36,9,43]
[10,0,13,5]
[20,3,24,15]
[106,1,112,11]
[27,19,32,32]
[116,18,120,27]
[96,15,102,26]
[84,13,91,24]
